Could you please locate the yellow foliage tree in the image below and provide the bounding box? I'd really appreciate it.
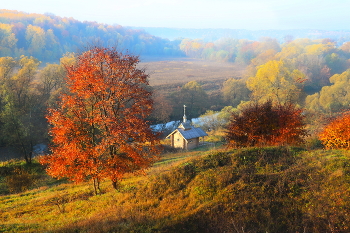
[0,23,17,56]
[305,43,334,56]
[25,24,46,57]
[0,57,16,80]
[247,60,305,105]
[276,45,303,61]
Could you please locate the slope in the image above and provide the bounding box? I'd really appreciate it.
[1,147,350,232]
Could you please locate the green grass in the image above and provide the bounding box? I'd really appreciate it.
[1,147,350,232]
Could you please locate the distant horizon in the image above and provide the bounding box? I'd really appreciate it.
[2,0,350,31]
[130,26,350,32]
[3,8,350,33]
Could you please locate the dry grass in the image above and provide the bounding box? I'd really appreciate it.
[139,58,246,87]
[0,148,215,232]
[2,147,350,232]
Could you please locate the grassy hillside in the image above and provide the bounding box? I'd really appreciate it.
[1,146,350,232]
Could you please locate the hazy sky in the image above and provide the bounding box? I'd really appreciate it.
[2,0,350,30]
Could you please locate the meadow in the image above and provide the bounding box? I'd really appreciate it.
[139,58,245,88]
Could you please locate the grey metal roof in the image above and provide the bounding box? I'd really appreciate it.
[176,126,208,140]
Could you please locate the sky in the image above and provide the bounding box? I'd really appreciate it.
[2,0,350,30]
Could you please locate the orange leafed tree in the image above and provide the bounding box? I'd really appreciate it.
[40,47,160,194]
[225,101,307,148]
[319,112,350,150]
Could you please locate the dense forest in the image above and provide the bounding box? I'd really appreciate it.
[0,9,183,62]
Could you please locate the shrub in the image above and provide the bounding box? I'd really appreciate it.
[225,101,307,148]
[5,167,34,193]
[194,152,231,171]
[305,136,324,150]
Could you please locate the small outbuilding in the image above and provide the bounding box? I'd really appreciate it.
[167,106,208,150]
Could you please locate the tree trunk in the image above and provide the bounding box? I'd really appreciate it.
[21,142,32,164]
[112,180,118,190]
[93,177,101,195]
[93,178,98,195]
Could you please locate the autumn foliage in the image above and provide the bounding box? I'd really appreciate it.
[40,47,160,194]
[225,101,307,148]
[319,112,350,150]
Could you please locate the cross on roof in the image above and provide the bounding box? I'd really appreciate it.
[183,105,187,122]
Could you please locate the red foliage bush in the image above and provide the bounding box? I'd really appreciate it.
[225,101,307,148]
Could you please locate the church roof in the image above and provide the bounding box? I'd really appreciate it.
[167,104,207,141]
[178,126,208,140]
[167,125,208,140]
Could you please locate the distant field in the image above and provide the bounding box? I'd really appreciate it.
[139,58,246,88]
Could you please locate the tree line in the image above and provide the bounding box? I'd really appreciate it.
[0,9,183,63]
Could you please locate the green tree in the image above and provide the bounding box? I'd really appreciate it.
[0,56,44,163]
[171,81,209,120]
[198,106,237,131]
[217,106,237,127]
[38,63,66,106]
[222,78,251,107]
[149,91,173,124]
